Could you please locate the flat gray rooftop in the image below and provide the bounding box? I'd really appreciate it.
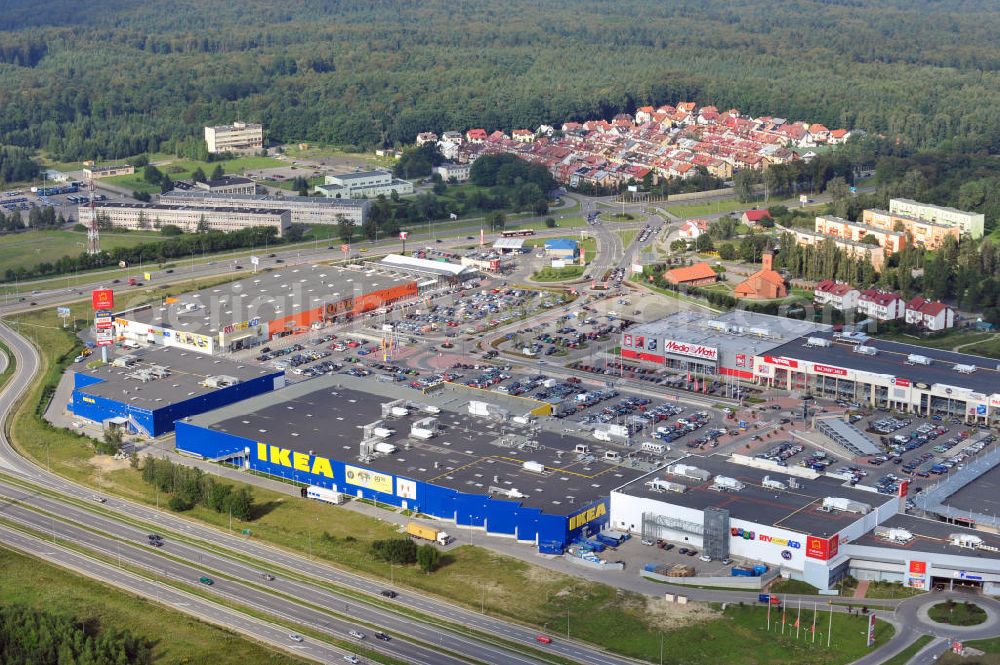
[765,332,1000,395]
[76,346,278,407]
[187,376,649,514]
[116,264,414,334]
[944,463,1000,518]
[160,191,368,209]
[615,453,893,538]
[628,310,829,360]
[853,513,1000,559]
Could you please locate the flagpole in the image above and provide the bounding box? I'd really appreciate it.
[767,597,771,632]
[827,601,833,648]
[796,597,802,639]
[812,602,817,643]
[782,603,786,635]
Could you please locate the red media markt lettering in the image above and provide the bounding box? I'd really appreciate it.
[662,339,718,361]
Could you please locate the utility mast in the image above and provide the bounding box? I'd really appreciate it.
[86,170,100,255]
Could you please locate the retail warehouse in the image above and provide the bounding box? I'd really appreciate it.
[113,263,421,354]
[624,310,1000,423]
[621,310,829,380]
[69,346,284,437]
[754,331,1000,423]
[611,453,1000,593]
[175,374,650,551]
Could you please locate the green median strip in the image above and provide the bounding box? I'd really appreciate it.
[880,635,934,665]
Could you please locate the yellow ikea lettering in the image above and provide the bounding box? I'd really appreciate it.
[311,456,333,478]
[293,452,310,473]
[257,442,267,461]
[569,503,606,530]
[269,445,291,468]
[82,396,96,404]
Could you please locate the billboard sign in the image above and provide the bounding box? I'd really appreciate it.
[396,477,417,500]
[91,289,114,311]
[764,355,798,369]
[812,363,847,377]
[893,377,911,387]
[344,464,393,494]
[805,534,839,560]
[56,306,71,317]
[661,338,718,362]
[250,255,260,266]
[866,613,876,647]
[95,328,114,346]
[905,560,930,589]
[399,231,408,240]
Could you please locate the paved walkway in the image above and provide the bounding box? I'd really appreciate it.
[853,580,870,599]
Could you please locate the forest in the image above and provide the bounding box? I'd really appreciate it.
[0,604,152,665]
[2,0,1000,164]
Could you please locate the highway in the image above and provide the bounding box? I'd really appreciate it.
[0,231,647,665]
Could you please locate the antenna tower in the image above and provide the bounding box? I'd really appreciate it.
[86,170,100,255]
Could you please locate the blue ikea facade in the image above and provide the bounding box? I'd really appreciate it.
[70,370,283,438]
[175,421,609,551]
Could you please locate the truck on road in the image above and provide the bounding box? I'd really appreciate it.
[406,522,453,545]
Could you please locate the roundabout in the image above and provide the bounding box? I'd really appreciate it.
[927,599,988,627]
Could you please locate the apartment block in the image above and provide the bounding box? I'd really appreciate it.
[862,209,961,250]
[79,202,290,236]
[789,228,886,270]
[814,215,907,254]
[888,198,984,240]
[204,122,264,154]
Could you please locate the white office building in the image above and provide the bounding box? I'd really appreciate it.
[159,191,368,226]
[204,122,264,154]
[316,170,414,199]
[79,202,290,236]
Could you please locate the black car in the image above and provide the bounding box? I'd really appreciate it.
[381,590,397,598]
[374,632,391,641]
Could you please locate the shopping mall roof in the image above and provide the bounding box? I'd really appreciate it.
[493,237,525,251]
[75,346,278,408]
[628,310,830,361]
[614,453,893,537]
[379,254,475,278]
[763,332,1000,395]
[116,264,414,335]
[187,374,648,515]
[852,513,1000,560]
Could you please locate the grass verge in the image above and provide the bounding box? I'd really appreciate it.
[0,543,308,664]
[881,635,934,665]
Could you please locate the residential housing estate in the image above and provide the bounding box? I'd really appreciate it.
[420,104,851,190]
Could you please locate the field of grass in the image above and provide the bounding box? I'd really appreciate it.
[0,545,307,665]
[770,579,821,595]
[0,229,166,278]
[881,635,935,665]
[877,329,1000,357]
[105,155,284,194]
[281,144,388,166]
[664,198,739,218]
[532,265,586,281]
[928,600,987,626]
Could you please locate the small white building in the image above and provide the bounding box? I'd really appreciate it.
[814,280,860,311]
[316,170,413,199]
[435,162,471,182]
[857,289,905,321]
[905,297,955,331]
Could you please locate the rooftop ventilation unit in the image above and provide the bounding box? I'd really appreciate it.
[667,464,711,481]
[747,327,772,338]
[522,461,546,474]
[410,417,438,440]
[111,355,139,368]
[705,320,730,333]
[489,486,525,499]
[805,337,832,348]
[762,475,787,491]
[821,497,871,514]
[950,533,984,549]
[646,478,687,494]
[202,375,239,388]
[710,476,745,492]
[874,526,913,543]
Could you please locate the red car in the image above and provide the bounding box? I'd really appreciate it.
[535,635,552,645]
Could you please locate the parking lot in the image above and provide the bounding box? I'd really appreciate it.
[854,411,998,499]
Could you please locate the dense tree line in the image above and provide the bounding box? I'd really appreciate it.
[5,1,1000,163]
[0,146,40,184]
[141,456,255,519]
[0,604,152,665]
